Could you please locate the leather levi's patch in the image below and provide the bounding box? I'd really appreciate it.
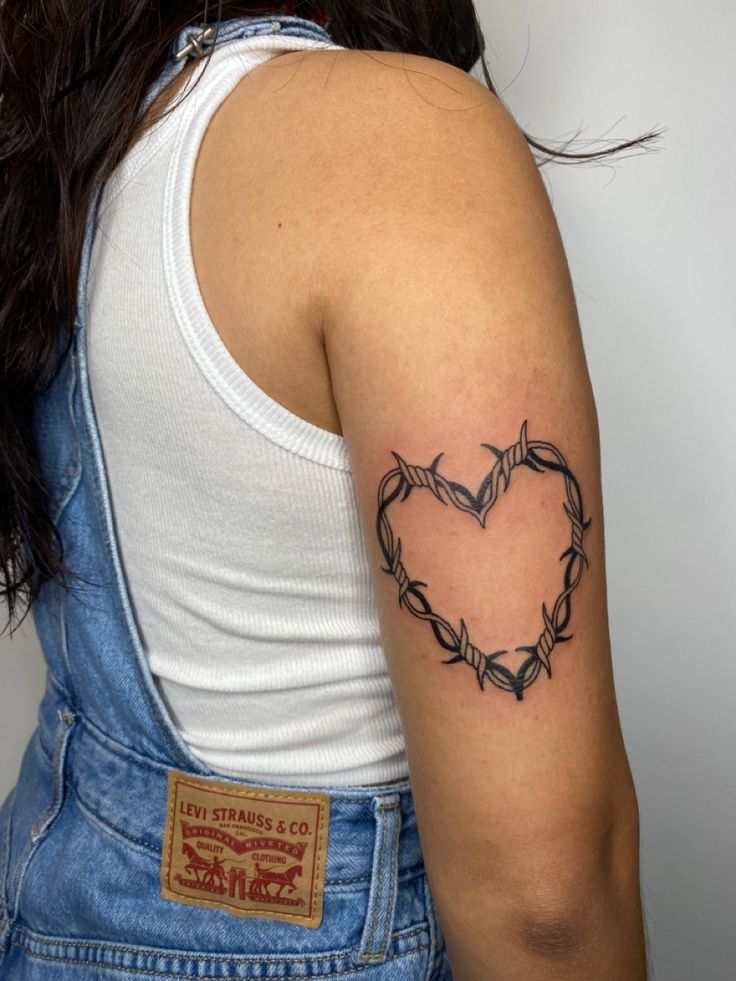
[160,769,330,927]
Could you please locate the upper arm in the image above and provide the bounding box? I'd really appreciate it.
[314,51,639,965]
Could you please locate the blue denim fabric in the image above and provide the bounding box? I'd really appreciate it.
[0,15,451,980]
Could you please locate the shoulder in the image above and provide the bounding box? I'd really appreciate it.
[272,51,560,325]
[203,46,557,342]
[259,47,533,169]
[245,47,551,296]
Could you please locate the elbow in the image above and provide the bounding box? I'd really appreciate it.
[435,780,646,977]
[508,794,643,959]
[515,889,607,960]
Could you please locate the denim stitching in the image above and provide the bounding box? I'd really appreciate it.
[361,803,402,961]
[327,864,425,887]
[12,922,425,958]
[8,939,429,979]
[10,926,429,979]
[360,798,401,961]
[380,803,402,956]
[361,802,389,957]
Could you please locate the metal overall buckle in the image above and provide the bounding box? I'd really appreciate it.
[173,24,217,62]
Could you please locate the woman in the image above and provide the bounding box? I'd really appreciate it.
[0,2,658,978]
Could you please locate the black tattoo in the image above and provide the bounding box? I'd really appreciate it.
[375,421,590,700]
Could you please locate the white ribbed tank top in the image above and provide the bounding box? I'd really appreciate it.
[86,29,409,786]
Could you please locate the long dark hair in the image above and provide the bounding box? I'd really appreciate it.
[0,0,662,637]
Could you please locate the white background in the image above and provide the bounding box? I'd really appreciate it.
[2,2,734,977]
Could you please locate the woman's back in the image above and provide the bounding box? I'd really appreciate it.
[87,34,409,785]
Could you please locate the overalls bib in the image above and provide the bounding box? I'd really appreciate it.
[0,15,450,980]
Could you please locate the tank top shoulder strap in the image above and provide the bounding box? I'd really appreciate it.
[160,21,351,470]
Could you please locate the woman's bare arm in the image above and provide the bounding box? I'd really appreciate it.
[315,51,647,980]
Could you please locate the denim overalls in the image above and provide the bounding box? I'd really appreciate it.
[0,14,450,980]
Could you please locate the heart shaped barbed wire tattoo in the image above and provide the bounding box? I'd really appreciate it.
[375,421,591,700]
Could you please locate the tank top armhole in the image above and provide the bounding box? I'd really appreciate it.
[162,33,352,472]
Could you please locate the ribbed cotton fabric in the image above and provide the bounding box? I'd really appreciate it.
[85,30,409,786]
